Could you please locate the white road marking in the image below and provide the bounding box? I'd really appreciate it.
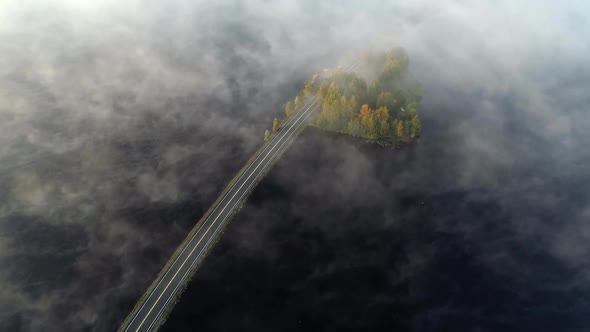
[123,58,360,332]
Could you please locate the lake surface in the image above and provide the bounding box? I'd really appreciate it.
[161,85,590,331]
[2,63,588,332]
[2,3,589,330]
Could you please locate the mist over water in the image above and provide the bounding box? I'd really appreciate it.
[1,1,589,331]
[163,76,590,331]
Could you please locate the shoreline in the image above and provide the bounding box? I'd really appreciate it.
[307,124,418,149]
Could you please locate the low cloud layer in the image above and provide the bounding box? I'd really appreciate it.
[1,0,589,331]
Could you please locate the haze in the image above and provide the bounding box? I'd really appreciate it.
[1,1,589,331]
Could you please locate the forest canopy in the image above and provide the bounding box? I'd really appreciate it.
[269,48,423,145]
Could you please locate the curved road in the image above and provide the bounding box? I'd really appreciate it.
[120,60,358,332]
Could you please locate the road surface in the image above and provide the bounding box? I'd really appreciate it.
[119,97,322,332]
[119,59,358,332]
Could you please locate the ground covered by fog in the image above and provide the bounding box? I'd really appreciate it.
[1,1,589,331]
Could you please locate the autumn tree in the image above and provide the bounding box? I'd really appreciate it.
[277,48,422,144]
[264,129,270,142]
[359,104,371,118]
[358,104,378,138]
[285,102,293,118]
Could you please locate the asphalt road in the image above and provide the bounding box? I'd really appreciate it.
[120,58,358,332]
[119,94,322,332]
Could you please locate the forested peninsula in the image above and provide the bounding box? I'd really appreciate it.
[266,48,423,146]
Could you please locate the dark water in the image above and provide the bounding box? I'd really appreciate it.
[0,124,254,332]
[2,72,588,332]
[160,92,590,331]
[3,2,590,331]
[2,84,588,332]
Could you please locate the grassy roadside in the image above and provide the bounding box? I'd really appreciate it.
[118,106,314,332]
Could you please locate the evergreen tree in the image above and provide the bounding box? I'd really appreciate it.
[377,92,386,109]
[375,107,390,137]
[411,114,421,137]
[369,81,380,106]
[379,119,390,137]
[381,58,402,82]
[404,120,412,138]
[395,119,405,138]
[367,116,378,138]
[349,95,358,112]
[348,119,361,137]
[405,102,418,115]
[377,92,394,111]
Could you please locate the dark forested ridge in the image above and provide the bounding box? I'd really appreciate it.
[269,48,423,146]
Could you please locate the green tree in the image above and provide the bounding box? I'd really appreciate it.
[264,129,270,142]
[374,107,390,137]
[348,119,361,137]
[409,82,423,101]
[381,58,402,83]
[326,82,339,103]
[319,82,329,99]
[337,96,348,130]
[390,47,409,70]
[367,116,378,138]
[287,48,421,143]
[349,95,358,112]
[394,119,405,138]
[315,113,328,128]
[285,102,293,118]
[304,81,314,95]
[405,102,418,115]
[404,120,412,137]
[369,81,380,106]
[411,114,421,137]
[272,117,279,133]
[379,119,390,137]
[377,92,394,111]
